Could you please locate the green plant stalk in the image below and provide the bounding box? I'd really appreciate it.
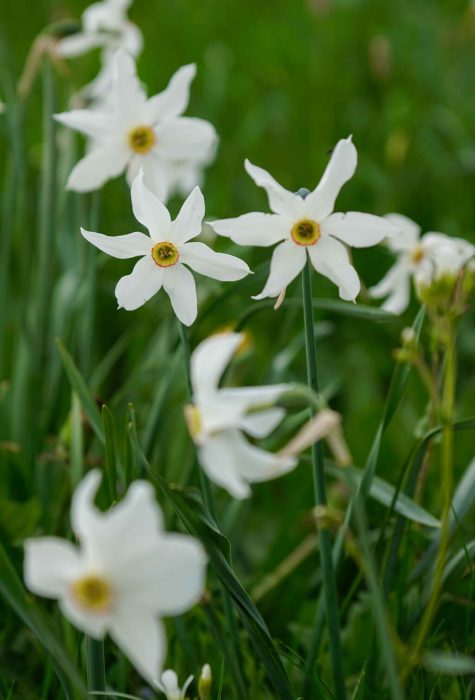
[412,320,456,661]
[177,321,248,699]
[85,637,106,692]
[301,260,346,700]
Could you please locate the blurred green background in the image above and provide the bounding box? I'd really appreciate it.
[0,0,475,697]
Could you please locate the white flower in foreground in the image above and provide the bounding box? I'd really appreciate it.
[55,49,217,201]
[369,214,475,313]
[80,171,250,324]
[185,332,298,499]
[211,137,398,302]
[24,470,207,684]
[157,669,194,699]
[56,0,143,102]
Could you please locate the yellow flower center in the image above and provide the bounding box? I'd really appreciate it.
[151,241,179,268]
[184,404,202,441]
[127,125,156,154]
[71,574,113,613]
[410,245,425,264]
[291,219,321,246]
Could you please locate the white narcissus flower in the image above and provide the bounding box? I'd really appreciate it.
[211,137,398,302]
[56,0,143,103]
[369,214,475,313]
[157,669,194,699]
[24,470,207,684]
[185,332,298,499]
[55,50,217,201]
[80,171,250,325]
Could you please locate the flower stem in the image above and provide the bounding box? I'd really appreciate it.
[412,319,456,662]
[85,637,106,692]
[301,259,346,700]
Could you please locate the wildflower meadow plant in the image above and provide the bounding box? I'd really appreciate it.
[80,170,250,323]
[55,49,217,200]
[2,2,475,700]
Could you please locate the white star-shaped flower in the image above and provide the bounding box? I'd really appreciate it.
[56,0,143,102]
[369,214,475,313]
[80,171,250,325]
[55,49,217,201]
[24,470,207,685]
[185,332,298,499]
[157,669,194,699]
[211,137,398,302]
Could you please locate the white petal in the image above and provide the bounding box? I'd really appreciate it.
[81,228,152,259]
[199,433,251,499]
[304,136,357,220]
[169,186,205,244]
[141,154,172,203]
[252,240,306,300]
[145,534,207,616]
[115,256,164,310]
[211,212,291,248]
[54,109,113,140]
[130,170,171,240]
[226,430,298,485]
[321,212,398,248]
[110,609,166,684]
[191,333,242,396]
[244,159,303,217]
[56,32,104,58]
[155,117,217,161]
[112,49,148,127]
[180,242,250,281]
[146,64,196,122]
[160,670,180,695]
[24,538,81,599]
[70,470,103,542]
[369,260,409,300]
[381,277,410,314]
[67,142,129,192]
[72,474,164,570]
[218,384,290,409]
[60,591,111,639]
[162,264,197,326]
[240,408,286,438]
[308,236,360,301]
[385,213,421,252]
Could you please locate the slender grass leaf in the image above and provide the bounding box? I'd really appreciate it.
[327,464,440,528]
[56,339,103,444]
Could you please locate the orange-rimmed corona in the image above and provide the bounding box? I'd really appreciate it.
[151,241,179,268]
[290,219,321,246]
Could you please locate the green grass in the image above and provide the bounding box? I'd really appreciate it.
[0,0,474,698]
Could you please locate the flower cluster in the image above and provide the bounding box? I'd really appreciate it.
[23,0,474,694]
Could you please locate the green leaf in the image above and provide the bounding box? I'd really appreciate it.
[0,497,41,541]
[327,465,440,528]
[56,338,103,444]
[128,423,294,700]
[422,650,475,675]
[443,539,475,583]
[0,541,86,699]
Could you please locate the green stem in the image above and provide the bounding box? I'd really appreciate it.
[412,321,455,661]
[85,637,106,692]
[301,260,346,700]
